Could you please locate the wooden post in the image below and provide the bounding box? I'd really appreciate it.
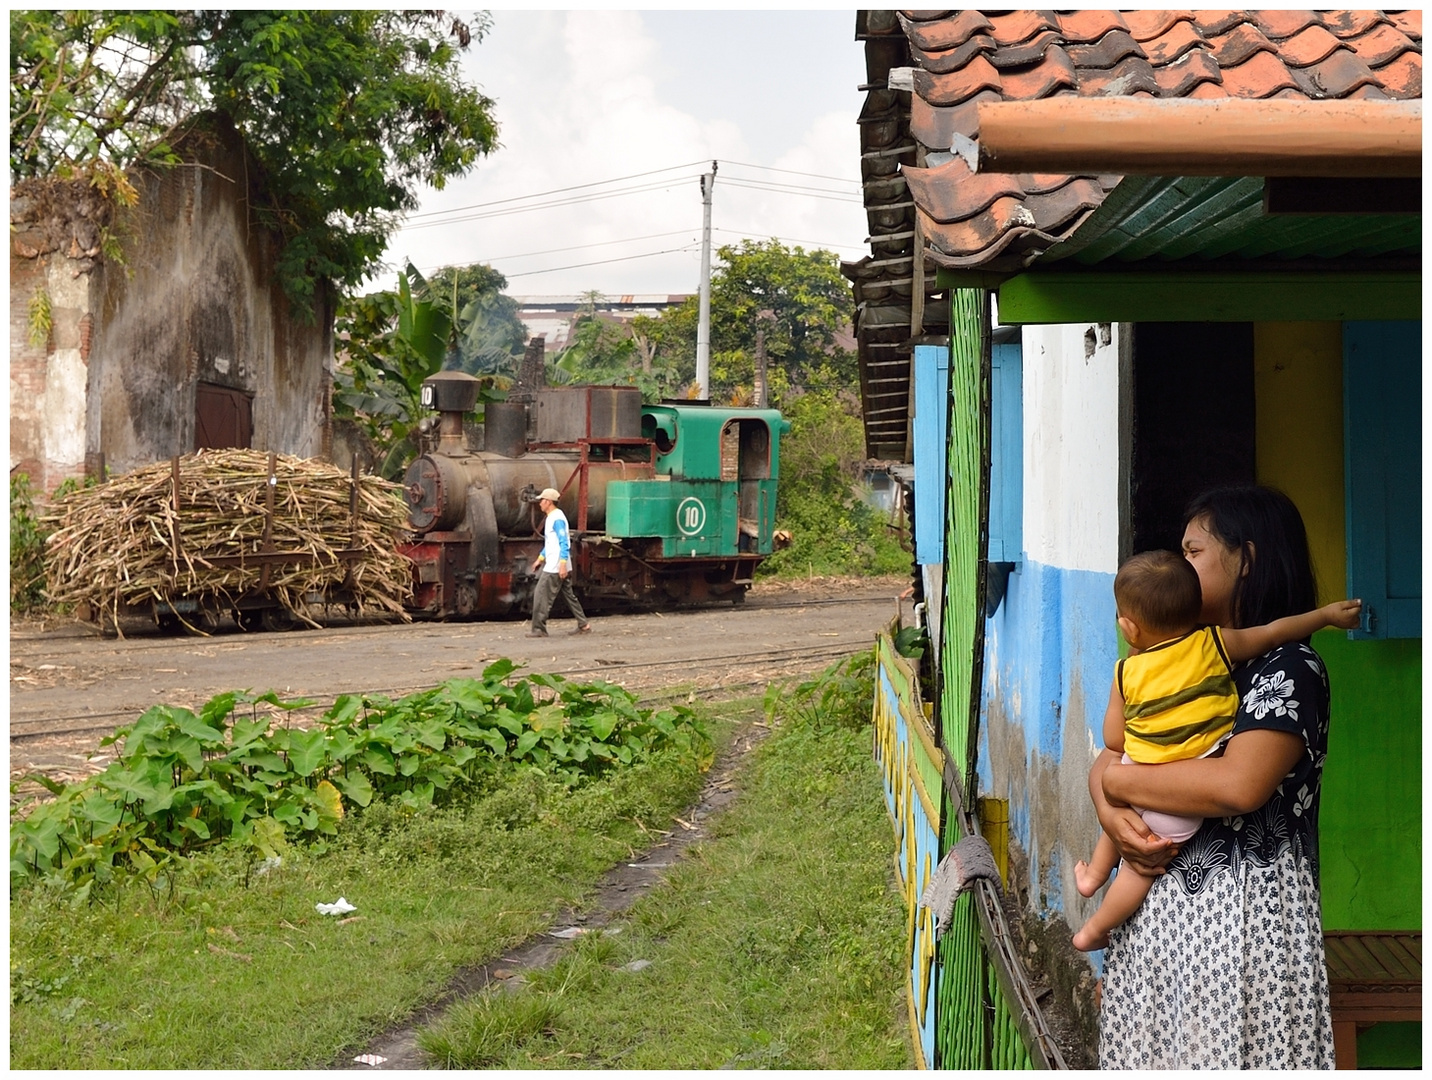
[259,451,276,593]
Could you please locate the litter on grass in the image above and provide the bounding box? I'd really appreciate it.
[620,959,652,973]
[353,1054,387,1066]
[316,897,357,915]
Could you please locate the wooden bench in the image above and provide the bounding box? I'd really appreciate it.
[1326,931,1421,1069]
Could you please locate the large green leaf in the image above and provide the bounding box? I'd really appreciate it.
[331,771,374,808]
[285,728,329,778]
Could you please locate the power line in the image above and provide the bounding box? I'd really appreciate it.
[502,244,700,280]
[713,227,864,252]
[397,177,704,229]
[401,159,711,221]
[718,178,865,205]
[415,227,693,267]
[718,159,861,186]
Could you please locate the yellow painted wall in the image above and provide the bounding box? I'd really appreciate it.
[1252,322,1345,600]
[1255,321,1422,936]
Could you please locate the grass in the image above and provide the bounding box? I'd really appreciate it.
[416,668,912,1069]
[8,727,726,1069]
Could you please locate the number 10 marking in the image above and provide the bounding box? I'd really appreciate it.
[676,497,706,537]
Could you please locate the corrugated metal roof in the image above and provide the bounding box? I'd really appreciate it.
[1041,175,1420,265]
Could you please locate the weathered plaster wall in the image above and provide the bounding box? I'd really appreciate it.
[10,180,108,493]
[971,321,1124,1046]
[1021,323,1121,575]
[10,122,333,497]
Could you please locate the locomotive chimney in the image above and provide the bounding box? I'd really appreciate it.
[419,371,482,454]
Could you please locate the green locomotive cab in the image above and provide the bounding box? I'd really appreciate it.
[605,405,790,559]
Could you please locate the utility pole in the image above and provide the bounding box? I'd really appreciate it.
[754,327,767,408]
[695,160,717,400]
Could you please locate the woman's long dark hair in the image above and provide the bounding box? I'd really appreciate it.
[1184,486,1318,629]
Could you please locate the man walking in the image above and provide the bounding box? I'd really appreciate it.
[528,487,591,637]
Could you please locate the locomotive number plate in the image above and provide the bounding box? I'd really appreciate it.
[676,497,707,537]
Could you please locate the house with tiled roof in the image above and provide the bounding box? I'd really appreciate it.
[856,11,1420,1069]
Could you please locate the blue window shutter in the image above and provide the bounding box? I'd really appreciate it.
[1344,321,1421,639]
[913,344,950,564]
[988,341,1023,564]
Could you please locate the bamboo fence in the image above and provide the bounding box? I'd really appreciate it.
[43,449,414,633]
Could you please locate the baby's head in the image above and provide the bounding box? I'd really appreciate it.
[1114,550,1202,649]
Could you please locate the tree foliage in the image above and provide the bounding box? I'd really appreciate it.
[551,242,856,404]
[760,389,908,578]
[334,262,514,478]
[10,10,499,313]
[425,264,527,377]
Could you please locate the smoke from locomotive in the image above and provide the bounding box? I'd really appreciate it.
[399,371,789,619]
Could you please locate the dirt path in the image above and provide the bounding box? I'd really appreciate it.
[10,575,907,790]
[333,717,774,1070]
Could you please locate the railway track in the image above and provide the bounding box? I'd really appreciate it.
[7,593,898,662]
[9,636,872,743]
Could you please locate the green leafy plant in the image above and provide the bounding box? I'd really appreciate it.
[27,286,51,348]
[10,664,712,895]
[10,474,49,611]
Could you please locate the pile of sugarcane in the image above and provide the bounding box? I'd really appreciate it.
[43,449,414,632]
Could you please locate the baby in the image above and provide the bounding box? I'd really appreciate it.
[1072,549,1361,951]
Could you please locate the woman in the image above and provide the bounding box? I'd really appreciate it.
[1090,486,1335,1068]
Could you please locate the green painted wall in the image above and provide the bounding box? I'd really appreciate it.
[1315,630,1422,929]
[1254,322,1421,931]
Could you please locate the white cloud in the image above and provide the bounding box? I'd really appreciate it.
[372,11,867,299]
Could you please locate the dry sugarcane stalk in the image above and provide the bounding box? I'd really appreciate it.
[43,450,414,632]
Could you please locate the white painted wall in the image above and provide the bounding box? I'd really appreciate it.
[1020,322,1121,574]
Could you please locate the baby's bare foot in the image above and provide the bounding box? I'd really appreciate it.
[1074,859,1106,898]
[1072,922,1111,952]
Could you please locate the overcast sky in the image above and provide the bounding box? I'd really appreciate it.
[372,10,868,299]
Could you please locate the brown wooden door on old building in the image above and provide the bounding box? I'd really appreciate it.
[195,382,253,450]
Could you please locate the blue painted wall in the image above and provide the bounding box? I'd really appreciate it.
[978,559,1118,928]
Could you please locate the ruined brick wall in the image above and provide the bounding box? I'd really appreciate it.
[9,121,333,499]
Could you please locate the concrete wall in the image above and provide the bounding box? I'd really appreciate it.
[10,122,333,497]
[972,320,1123,1041]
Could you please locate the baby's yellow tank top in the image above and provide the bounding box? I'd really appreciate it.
[1118,626,1238,765]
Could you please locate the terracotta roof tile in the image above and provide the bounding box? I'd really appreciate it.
[1278,24,1348,67]
[1191,11,1253,38]
[988,29,1063,70]
[899,10,993,53]
[1252,10,1323,40]
[917,197,1034,260]
[1320,11,1391,39]
[1080,55,1164,97]
[914,34,998,75]
[909,90,998,147]
[1142,19,1207,66]
[1218,47,1302,96]
[1152,45,1224,96]
[1385,10,1420,39]
[986,10,1061,47]
[913,53,1002,107]
[998,44,1078,99]
[1188,78,1232,98]
[1345,21,1420,68]
[1207,22,1280,67]
[1066,29,1147,69]
[1371,49,1423,97]
[1123,10,1196,42]
[873,9,1423,273]
[903,157,1025,223]
[1055,10,1131,44]
[1299,47,1382,96]
[1346,82,1392,99]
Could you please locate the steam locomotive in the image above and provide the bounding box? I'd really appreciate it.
[398,371,789,619]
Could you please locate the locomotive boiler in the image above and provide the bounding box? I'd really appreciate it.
[399,371,789,619]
